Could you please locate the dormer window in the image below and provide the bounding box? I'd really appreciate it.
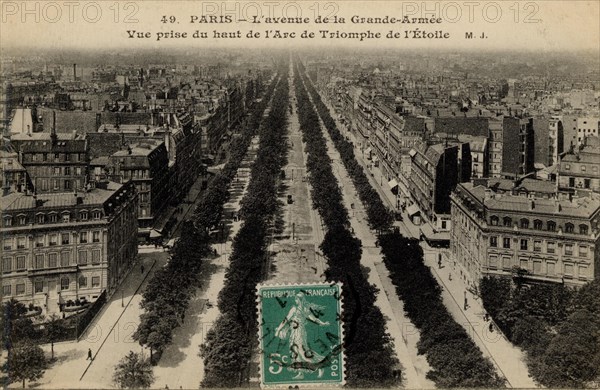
[565,223,574,233]
[3,216,12,227]
[503,217,512,227]
[490,216,499,226]
[80,211,88,221]
[547,221,556,232]
[580,225,589,235]
[48,213,58,223]
[17,215,27,225]
[62,212,70,224]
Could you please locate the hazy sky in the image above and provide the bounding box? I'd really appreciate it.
[1,1,598,52]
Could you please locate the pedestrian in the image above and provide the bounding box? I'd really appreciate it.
[87,348,92,360]
[449,273,452,281]
[141,264,145,274]
[213,248,217,256]
[489,323,494,333]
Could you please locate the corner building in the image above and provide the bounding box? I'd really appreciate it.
[451,181,600,287]
[1,181,138,314]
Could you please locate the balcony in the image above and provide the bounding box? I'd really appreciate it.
[28,265,78,276]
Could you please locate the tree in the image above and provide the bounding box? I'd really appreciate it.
[113,351,154,389]
[1,340,46,388]
[2,299,38,351]
[45,314,68,360]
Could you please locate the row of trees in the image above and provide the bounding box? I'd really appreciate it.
[297,60,503,388]
[296,61,393,233]
[293,61,401,387]
[481,276,600,388]
[379,233,505,387]
[131,72,280,366]
[199,66,290,387]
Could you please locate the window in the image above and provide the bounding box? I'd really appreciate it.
[547,221,556,232]
[579,266,588,279]
[61,277,70,290]
[502,256,511,269]
[564,263,574,277]
[80,211,88,221]
[565,244,573,256]
[520,259,529,270]
[92,231,100,243]
[580,225,589,235]
[18,215,26,225]
[16,256,25,270]
[60,252,71,267]
[78,251,88,265]
[48,253,57,268]
[35,254,44,269]
[53,167,61,175]
[584,179,591,189]
[3,239,12,250]
[61,233,70,245]
[547,241,555,253]
[533,241,541,252]
[565,223,574,233]
[80,232,88,244]
[569,177,575,187]
[2,285,11,296]
[565,164,570,170]
[36,214,45,224]
[503,237,511,249]
[16,284,25,295]
[34,280,44,293]
[92,211,102,220]
[533,261,542,273]
[49,213,58,223]
[489,255,497,269]
[579,246,588,257]
[92,276,100,287]
[92,250,101,265]
[79,276,87,288]
[49,234,58,246]
[581,165,586,172]
[17,237,26,249]
[35,235,44,247]
[503,217,512,227]
[520,219,529,229]
[490,236,498,247]
[534,220,543,230]
[2,257,12,273]
[547,262,555,275]
[3,216,11,227]
[62,213,70,223]
[520,239,528,250]
[64,167,71,176]
[490,216,499,226]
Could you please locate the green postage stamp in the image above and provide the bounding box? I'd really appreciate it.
[257,282,345,387]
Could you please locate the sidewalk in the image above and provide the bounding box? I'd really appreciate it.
[315,92,434,389]
[421,247,538,388]
[34,250,167,389]
[152,138,257,389]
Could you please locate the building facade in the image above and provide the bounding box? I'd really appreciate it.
[1,181,138,313]
[451,181,600,287]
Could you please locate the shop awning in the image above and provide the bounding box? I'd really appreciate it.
[406,204,421,217]
[388,179,398,189]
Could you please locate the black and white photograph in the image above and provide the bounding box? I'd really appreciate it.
[1,1,599,388]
